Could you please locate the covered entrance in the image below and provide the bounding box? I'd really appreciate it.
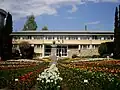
[44,45,67,57]
[56,45,67,57]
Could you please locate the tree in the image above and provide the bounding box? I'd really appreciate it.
[98,42,113,57]
[22,15,37,31]
[19,41,34,59]
[118,5,120,30]
[113,6,120,59]
[4,12,13,35]
[2,12,13,60]
[42,26,48,30]
[98,43,108,57]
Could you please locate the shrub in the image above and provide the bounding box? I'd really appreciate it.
[12,48,20,59]
[19,41,34,59]
[0,77,7,89]
[72,54,78,58]
[98,42,113,57]
[92,55,100,58]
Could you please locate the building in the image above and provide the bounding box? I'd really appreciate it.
[11,31,114,58]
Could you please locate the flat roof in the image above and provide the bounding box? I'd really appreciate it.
[11,30,114,36]
[14,30,113,33]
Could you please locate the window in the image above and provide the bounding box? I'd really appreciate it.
[37,44,41,48]
[68,36,78,40]
[28,36,31,39]
[47,36,52,39]
[34,44,41,48]
[92,35,98,40]
[44,45,51,56]
[92,45,99,49]
[83,45,87,49]
[57,36,63,40]
[13,36,20,40]
[56,45,67,56]
[13,44,18,48]
[68,45,78,49]
[34,36,43,39]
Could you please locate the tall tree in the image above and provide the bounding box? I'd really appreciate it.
[113,7,120,59]
[2,12,13,60]
[118,5,120,30]
[4,12,13,34]
[42,25,48,30]
[22,15,37,31]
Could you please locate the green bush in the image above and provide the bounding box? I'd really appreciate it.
[19,41,34,59]
[0,77,7,89]
[98,42,113,57]
[12,48,20,59]
[72,54,78,58]
[92,55,100,58]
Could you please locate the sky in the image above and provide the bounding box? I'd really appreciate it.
[0,0,120,31]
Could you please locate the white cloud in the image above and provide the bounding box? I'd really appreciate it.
[102,0,119,3]
[65,17,76,19]
[0,0,119,21]
[68,5,78,13]
[85,21,100,25]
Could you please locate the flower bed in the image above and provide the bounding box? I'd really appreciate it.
[58,64,120,90]
[0,61,49,89]
[60,60,120,76]
[36,63,63,90]
[0,61,39,70]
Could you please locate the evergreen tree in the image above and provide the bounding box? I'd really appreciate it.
[42,25,48,30]
[113,7,120,59]
[119,5,120,30]
[4,12,13,34]
[22,15,37,31]
[2,12,13,60]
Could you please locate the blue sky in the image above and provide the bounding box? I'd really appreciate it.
[0,0,119,31]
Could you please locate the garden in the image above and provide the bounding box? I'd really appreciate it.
[58,59,120,90]
[0,59,120,90]
[0,60,49,89]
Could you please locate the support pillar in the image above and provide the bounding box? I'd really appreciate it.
[42,44,44,58]
[78,45,81,50]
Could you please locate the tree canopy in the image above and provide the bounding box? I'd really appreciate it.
[22,15,37,31]
[42,25,48,30]
[19,41,34,59]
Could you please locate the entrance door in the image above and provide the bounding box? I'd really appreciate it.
[56,45,67,57]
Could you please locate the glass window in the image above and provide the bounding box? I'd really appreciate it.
[44,45,52,56]
[83,45,87,49]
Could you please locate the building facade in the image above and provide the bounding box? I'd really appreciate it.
[11,31,114,58]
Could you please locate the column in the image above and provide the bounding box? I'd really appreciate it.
[90,44,92,49]
[20,37,23,40]
[78,37,80,40]
[78,45,81,50]
[32,36,34,40]
[42,44,44,57]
